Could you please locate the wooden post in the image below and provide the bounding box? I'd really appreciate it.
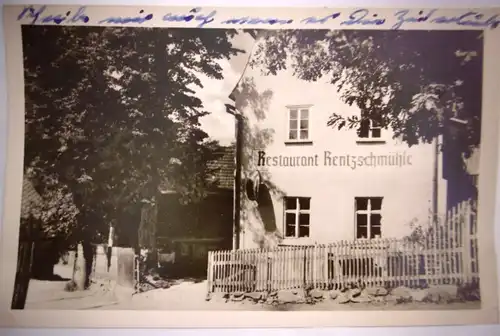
[106,224,114,272]
[206,251,213,296]
[266,252,272,293]
[462,201,473,284]
[302,246,307,289]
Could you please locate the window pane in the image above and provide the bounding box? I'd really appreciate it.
[299,197,310,210]
[357,214,367,226]
[371,197,382,211]
[285,197,297,210]
[285,213,297,225]
[356,198,368,211]
[286,224,295,237]
[299,225,309,238]
[290,109,298,120]
[300,119,308,130]
[357,226,367,239]
[358,119,370,138]
[300,109,309,120]
[289,130,298,140]
[371,225,381,238]
[299,213,310,225]
[285,213,296,225]
[300,130,308,140]
[289,119,298,129]
[371,128,381,138]
[370,214,382,226]
[371,117,381,127]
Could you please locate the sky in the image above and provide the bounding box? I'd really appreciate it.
[194,32,255,146]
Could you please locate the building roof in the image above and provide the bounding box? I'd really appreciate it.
[207,144,235,190]
[228,32,258,102]
[20,176,43,220]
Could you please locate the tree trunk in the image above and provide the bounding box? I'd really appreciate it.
[11,217,37,309]
[138,201,158,271]
[82,242,95,289]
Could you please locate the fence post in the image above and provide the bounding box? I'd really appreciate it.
[462,201,473,284]
[206,251,213,297]
[302,246,307,289]
[266,251,272,293]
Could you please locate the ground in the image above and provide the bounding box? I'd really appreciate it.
[23,264,481,311]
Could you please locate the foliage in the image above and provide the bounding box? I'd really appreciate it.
[22,26,244,242]
[402,200,477,248]
[249,30,483,157]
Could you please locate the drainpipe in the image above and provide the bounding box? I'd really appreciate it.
[226,103,243,251]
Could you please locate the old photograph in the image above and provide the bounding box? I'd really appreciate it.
[11,25,485,312]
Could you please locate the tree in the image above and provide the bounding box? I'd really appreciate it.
[21,25,244,290]
[248,30,483,158]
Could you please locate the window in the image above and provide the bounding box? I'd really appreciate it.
[284,197,311,238]
[287,107,310,142]
[355,197,383,239]
[358,112,382,140]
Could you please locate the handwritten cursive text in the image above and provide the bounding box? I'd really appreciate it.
[340,9,386,26]
[13,6,500,30]
[301,12,341,24]
[392,9,437,30]
[98,9,153,24]
[221,16,293,25]
[163,7,216,28]
[393,9,500,30]
[431,11,500,29]
[17,5,90,24]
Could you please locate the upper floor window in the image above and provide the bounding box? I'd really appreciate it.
[355,197,383,239]
[286,106,312,144]
[357,112,384,143]
[284,196,311,238]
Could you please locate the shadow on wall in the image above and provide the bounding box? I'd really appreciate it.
[233,76,286,248]
[256,183,277,233]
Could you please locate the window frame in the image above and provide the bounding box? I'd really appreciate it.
[285,105,313,145]
[356,113,385,144]
[354,196,383,240]
[283,196,311,238]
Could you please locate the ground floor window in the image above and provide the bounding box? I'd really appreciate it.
[284,196,311,238]
[355,197,383,239]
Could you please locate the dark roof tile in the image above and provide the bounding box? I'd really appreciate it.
[207,144,235,190]
[21,177,43,219]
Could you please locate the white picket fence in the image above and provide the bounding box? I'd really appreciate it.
[207,199,479,294]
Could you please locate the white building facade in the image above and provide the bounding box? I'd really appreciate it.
[231,57,451,250]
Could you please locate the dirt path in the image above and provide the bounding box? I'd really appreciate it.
[25,263,119,310]
[24,272,481,311]
[94,281,481,311]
